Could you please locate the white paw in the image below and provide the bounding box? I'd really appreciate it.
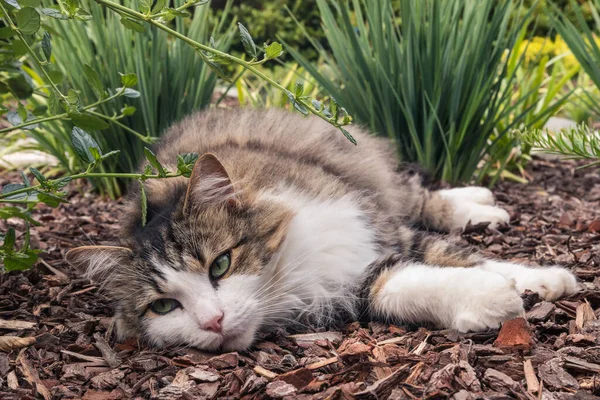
[450,203,510,230]
[452,277,525,332]
[512,266,579,301]
[439,187,495,206]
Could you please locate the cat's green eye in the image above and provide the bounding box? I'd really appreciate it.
[149,298,180,315]
[210,253,231,280]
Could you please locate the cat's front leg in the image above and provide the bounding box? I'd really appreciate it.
[368,263,526,332]
[480,260,579,301]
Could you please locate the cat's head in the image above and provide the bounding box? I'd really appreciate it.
[65,154,293,351]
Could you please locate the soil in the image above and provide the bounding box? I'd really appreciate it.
[1,157,600,400]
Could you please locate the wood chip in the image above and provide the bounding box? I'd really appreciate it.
[523,359,539,394]
[7,370,18,390]
[61,349,107,364]
[93,333,121,368]
[0,319,36,330]
[562,355,600,373]
[354,364,411,399]
[253,365,278,379]
[575,301,597,330]
[0,336,36,352]
[18,353,52,400]
[493,318,533,352]
[305,356,338,370]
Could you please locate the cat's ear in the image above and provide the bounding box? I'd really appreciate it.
[184,153,240,212]
[65,245,132,283]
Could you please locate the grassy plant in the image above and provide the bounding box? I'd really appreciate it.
[287,0,559,184]
[523,125,600,167]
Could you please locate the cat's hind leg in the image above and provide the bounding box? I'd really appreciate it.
[365,260,525,332]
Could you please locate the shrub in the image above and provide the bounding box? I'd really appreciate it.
[289,0,553,184]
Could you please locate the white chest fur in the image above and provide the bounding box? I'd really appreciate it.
[268,190,379,321]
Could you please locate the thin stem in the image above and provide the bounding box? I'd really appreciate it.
[0,89,125,134]
[87,110,155,143]
[0,171,181,201]
[0,1,68,103]
[95,0,346,130]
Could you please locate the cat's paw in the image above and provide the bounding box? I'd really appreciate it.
[439,187,509,230]
[439,187,495,206]
[512,266,579,301]
[451,277,525,332]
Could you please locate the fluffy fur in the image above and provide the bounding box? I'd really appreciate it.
[66,108,579,351]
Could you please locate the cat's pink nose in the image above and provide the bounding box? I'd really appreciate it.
[203,312,224,333]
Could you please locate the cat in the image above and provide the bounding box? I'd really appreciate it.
[66,108,578,352]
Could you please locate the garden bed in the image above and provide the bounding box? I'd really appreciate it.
[0,156,599,399]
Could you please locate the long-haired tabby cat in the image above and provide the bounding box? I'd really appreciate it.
[66,109,578,351]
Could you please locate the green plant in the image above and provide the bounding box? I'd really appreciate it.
[520,0,600,166]
[487,33,577,184]
[0,126,199,271]
[523,125,600,167]
[26,0,236,198]
[289,0,546,184]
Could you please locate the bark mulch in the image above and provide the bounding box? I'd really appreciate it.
[1,157,600,399]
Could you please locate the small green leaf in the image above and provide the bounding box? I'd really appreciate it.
[144,147,166,177]
[29,167,47,184]
[312,99,322,111]
[71,127,102,164]
[66,89,80,108]
[286,91,308,115]
[340,127,357,145]
[41,31,52,62]
[161,7,189,21]
[7,111,23,126]
[32,105,47,116]
[238,23,258,59]
[52,177,72,189]
[83,64,104,99]
[7,74,34,100]
[120,17,146,33]
[4,252,39,271]
[151,0,166,13]
[98,150,120,163]
[138,0,150,14]
[264,42,283,60]
[143,165,153,176]
[117,88,141,98]
[121,106,136,116]
[16,7,40,36]
[2,228,16,250]
[120,73,138,88]
[176,153,199,177]
[0,207,40,225]
[1,183,27,200]
[37,192,67,207]
[41,7,67,19]
[139,180,147,227]
[294,80,304,98]
[4,0,21,9]
[89,147,101,161]
[69,112,110,131]
[19,171,30,187]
